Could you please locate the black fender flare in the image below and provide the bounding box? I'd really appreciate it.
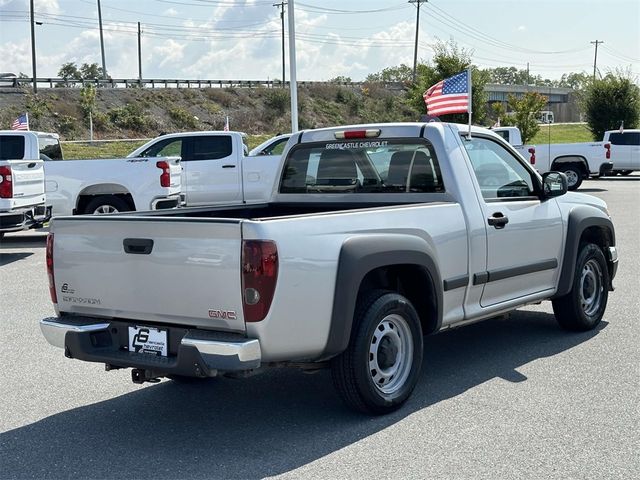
[554,206,615,298]
[319,234,443,360]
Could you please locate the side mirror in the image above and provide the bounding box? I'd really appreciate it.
[542,171,568,198]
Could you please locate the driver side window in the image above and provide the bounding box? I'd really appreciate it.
[463,137,536,200]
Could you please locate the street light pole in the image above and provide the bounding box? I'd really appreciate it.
[138,22,142,83]
[97,0,107,79]
[288,0,298,132]
[29,0,37,93]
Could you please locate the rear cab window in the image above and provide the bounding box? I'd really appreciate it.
[280,138,445,194]
[608,132,640,146]
[0,135,25,160]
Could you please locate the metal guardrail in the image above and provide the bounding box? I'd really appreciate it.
[1,78,401,90]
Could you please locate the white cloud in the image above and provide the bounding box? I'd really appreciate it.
[163,8,178,17]
[517,25,526,31]
[152,39,186,69]
[0,0,60,13]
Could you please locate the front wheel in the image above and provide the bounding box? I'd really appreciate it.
[331,290,423,415]
[561,166,583,190]
[552,243,609,331]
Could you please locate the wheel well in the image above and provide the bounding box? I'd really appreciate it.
[551,156,588,175]
[76,193,136,214]
[358,264,438,335]
[580,225,614,277]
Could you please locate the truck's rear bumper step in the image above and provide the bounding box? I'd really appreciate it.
[40,317,261,376]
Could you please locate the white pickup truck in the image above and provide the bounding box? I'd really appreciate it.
[493,126,613,190]
[41,122,618,415]
[128,131,282,206]
[603,129,640,175]
[0,131,51,238]
[16,132,182,216]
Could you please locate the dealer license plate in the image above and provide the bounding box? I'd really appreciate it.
[128,326,168,356]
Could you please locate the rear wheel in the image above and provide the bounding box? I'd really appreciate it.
[84,195,131,215]
[552,243,609,331]
[331,290,423,415]
[560,165,583,190]
[619,170,633,176]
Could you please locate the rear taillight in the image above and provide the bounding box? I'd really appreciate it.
[156,161,170,187]
[46,233,57,304]
[528,147,536,165]
[0,165,13,198]
[241,240,278,323]
[604,142,611,159]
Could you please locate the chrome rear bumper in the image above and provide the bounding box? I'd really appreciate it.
[40,317,261,375]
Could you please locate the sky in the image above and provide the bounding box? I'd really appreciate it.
[0,0,638,82]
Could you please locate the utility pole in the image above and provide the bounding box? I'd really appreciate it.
[29,0,37,93]
[591,40,603,80]
[138,22,142,83]
[409,0,427,83]
[97,0,107,79]
[288,0,298,132]
[526,62,530,86]
[274,2,286,88]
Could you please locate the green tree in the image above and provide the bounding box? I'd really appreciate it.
[582,72,640,140]
[556,71,591,91]
[507,92,547,143]
[79,85,97,118]
[366,64,413,83]
[80,63,107,80]
[328,76,352,84]
[58,62,81,81]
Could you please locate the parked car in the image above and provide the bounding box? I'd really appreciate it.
[41,122,618,415]
[493,126,613,189]
[13,131,182,216]
[128,131,282,206]
[602,129,640,175]
[0,131,51,238]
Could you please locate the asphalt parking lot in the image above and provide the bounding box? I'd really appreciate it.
[1,174,639,480]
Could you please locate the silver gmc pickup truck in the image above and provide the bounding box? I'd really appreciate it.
[41,122,618,414]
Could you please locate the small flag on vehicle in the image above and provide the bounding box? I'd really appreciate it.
[223,116,229,132]
[423,71,470,117]
[11,113,29,131]
[619,121,624,134]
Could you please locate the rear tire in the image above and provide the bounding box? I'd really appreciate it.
[84,195,131,215]
[552,243,609,331]
[619,170,633,176]
[560,165,583,190]
[331,290,423,415]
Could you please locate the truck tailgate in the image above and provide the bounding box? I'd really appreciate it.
[51,216,246,333]
[0,159,45,209]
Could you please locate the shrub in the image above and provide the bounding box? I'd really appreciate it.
[583,72,640,140]
[168,107,198,129]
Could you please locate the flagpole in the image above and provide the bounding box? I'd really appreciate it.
[467,67,472,138]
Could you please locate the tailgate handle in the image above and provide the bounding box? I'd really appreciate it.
[123,238,154,255]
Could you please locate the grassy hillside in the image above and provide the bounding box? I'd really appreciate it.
[0,84,416,141]
[531,123,594,144]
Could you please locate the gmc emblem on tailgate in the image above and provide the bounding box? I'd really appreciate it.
[208,309,237,320]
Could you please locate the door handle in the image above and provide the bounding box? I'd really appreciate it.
[487,212,509,229]
[222,164,236,169]
[123,238,154,255]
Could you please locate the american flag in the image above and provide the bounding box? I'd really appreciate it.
[423,72,469,117]
[11,113,29,131]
